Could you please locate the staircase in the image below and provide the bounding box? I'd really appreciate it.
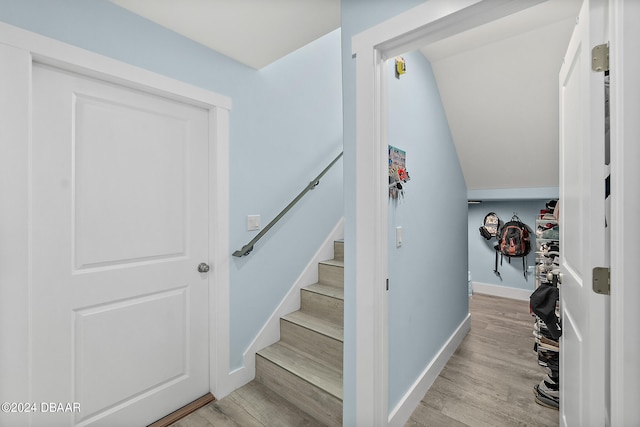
[255,240,344,426]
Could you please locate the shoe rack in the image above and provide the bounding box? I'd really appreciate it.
[534,211,559,289]
[531,200,560,410]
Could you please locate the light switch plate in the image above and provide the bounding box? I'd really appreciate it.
[396,226,403,247]
[247,215,261,231]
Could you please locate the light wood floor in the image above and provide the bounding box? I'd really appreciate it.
[405,293,559,427]
[171,293,559,427]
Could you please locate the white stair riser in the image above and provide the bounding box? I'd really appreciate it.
[280,319,343,369]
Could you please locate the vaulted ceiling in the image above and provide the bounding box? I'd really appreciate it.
[109,0,581,191]
[421,0,581,191]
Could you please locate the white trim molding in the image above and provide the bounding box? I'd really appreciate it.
[472,282,533,301]
[0,23,232,418]
[209,106,233,399]
[609,0,640,425]
[0,40,32,411]
[351,0,545,424]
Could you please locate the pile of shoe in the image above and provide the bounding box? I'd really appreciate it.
[534,373,559,409]
[531,199,561,410]
[536,222,559,240]
[538,200,559,221]
[535,244,559,283]
[535,201,560,286]
[533,320,560,409]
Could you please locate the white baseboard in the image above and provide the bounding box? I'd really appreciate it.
[472,281,532,301]
[388,313,471,427]
[222,218,345,396]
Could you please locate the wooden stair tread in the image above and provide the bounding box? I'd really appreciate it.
[303,282,344,300]
[186,381,325,427]
[320,259,344,268]
[282,311,344,342]
[257,342,343,400]
[228,381,327,427]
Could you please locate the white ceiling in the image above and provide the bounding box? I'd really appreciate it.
[109,0,582,191]
[110,0,341,69]
[421,0,581,191]
[420,0,580,62]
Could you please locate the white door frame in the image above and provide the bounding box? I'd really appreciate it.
[0,22,233,414]
[609,0,640,425]
[351,0,629,424]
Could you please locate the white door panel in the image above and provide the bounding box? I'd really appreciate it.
[559,0,608,425]
[73,93,188,269]
[31,64,209,426]
[559,29,587,423]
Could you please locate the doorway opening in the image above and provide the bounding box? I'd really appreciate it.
[351,0,580,424]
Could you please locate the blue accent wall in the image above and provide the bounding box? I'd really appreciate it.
[387,52,468,410]
[469,199,551,292]
[0,0,344,371]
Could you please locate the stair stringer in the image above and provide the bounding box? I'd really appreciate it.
[222,217,344,396]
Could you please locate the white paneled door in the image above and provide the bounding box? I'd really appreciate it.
[559,0,608,425]
[30,64,210,426]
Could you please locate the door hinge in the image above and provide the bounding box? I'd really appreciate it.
[592,43,609,72]
[592,267,610,295]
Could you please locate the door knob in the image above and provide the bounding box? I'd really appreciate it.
[197,263,210,273]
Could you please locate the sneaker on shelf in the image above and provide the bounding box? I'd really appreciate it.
[534,384,559,410]
[543,365,560,378]
[537,336,560,352]
[534,321,559,341]
[538,378,559,399]
[543,373,559,387]
[537,350,559,373]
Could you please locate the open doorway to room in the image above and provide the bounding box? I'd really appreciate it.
[420,5,576,307]
[350,0,593,425]
[384,23,570,418]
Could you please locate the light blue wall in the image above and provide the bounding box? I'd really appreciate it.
[340,0,468,422]
[387,52,468,410]
[0,0,344,371]
[226,31,343,366]
[227,33,343,370]
[469,199,550,292]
